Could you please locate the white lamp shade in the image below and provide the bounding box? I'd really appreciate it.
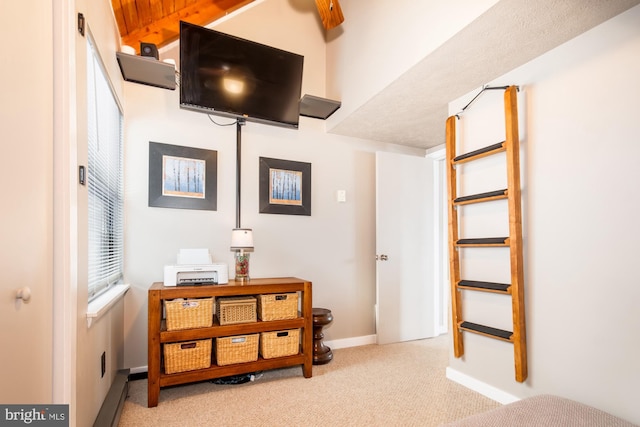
[230,228,254,251]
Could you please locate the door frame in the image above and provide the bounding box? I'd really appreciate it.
[53,0,77,407]
[426,146,448,335]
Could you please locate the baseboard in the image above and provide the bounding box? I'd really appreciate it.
[445,367,520,405]
[325,334,377,349]
[127,334,378,375]
[93,368,130,427]
[129,366,148,375]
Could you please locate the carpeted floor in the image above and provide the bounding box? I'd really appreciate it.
[118,334,501,426]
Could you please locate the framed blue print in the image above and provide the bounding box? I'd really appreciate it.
[259,157,311,216]
[148,142,217,210]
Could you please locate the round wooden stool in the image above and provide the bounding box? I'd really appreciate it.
[312,308,333,365]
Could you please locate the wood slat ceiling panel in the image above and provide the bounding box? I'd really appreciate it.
[150,0,164,22]
[111,0,255,53]
[135,0,153,27]
[111,1,128,36]
[175,0,187,12]
[162,0,176,16]
[120,0,139,35]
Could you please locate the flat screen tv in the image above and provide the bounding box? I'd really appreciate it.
[179,21,304,129]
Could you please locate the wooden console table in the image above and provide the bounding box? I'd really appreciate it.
[147,277,313,407]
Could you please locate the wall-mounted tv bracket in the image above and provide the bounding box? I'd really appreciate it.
[235,119,246,228]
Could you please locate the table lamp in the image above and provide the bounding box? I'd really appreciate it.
[230,228,254,281]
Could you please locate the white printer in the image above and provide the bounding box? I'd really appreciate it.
[163,249,229,286]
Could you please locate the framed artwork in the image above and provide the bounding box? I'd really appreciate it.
[259,157,311,216]
[148,142,217,210]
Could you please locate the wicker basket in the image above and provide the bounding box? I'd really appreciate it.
[215,334,259,366]
[216,296,257,325]
[257,293,298,321]
[165,297,214,331]
[163,339,212,374]
[260,329,300,359]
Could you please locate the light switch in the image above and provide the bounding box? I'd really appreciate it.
[337,190,347,202]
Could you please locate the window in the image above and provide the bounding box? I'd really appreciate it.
[86,36,124,301]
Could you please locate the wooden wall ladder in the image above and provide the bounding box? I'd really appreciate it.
[445,85,527,382]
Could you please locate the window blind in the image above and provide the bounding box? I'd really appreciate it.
[87,37,124,301]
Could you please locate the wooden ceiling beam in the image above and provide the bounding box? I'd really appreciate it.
[314,0,344,30]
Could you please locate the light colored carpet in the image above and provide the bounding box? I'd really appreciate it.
[118,334,501,426]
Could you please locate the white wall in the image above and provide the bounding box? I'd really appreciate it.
[447,5,640,424]
[325,0,500,129]
[122,0,423,371]
[71,1,127,425]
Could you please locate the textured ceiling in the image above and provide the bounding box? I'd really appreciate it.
[329,0,640,150]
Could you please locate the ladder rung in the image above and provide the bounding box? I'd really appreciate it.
[458,280,511,294]
[456,237,508,247]
[459,321,513,341]
[454,189,508,205]
[453,142,506,164]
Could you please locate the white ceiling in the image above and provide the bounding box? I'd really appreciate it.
[328,0,640,150]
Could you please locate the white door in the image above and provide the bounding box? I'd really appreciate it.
[0,2,53,403]
[375,151,437,344]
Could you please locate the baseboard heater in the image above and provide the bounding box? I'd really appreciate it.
[93,368,130,427]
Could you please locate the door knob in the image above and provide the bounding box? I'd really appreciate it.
[16,287,32,302]
[377,254,388,261]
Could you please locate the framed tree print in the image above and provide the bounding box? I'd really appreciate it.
[259,157,311,216]
[148,142,217,211]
